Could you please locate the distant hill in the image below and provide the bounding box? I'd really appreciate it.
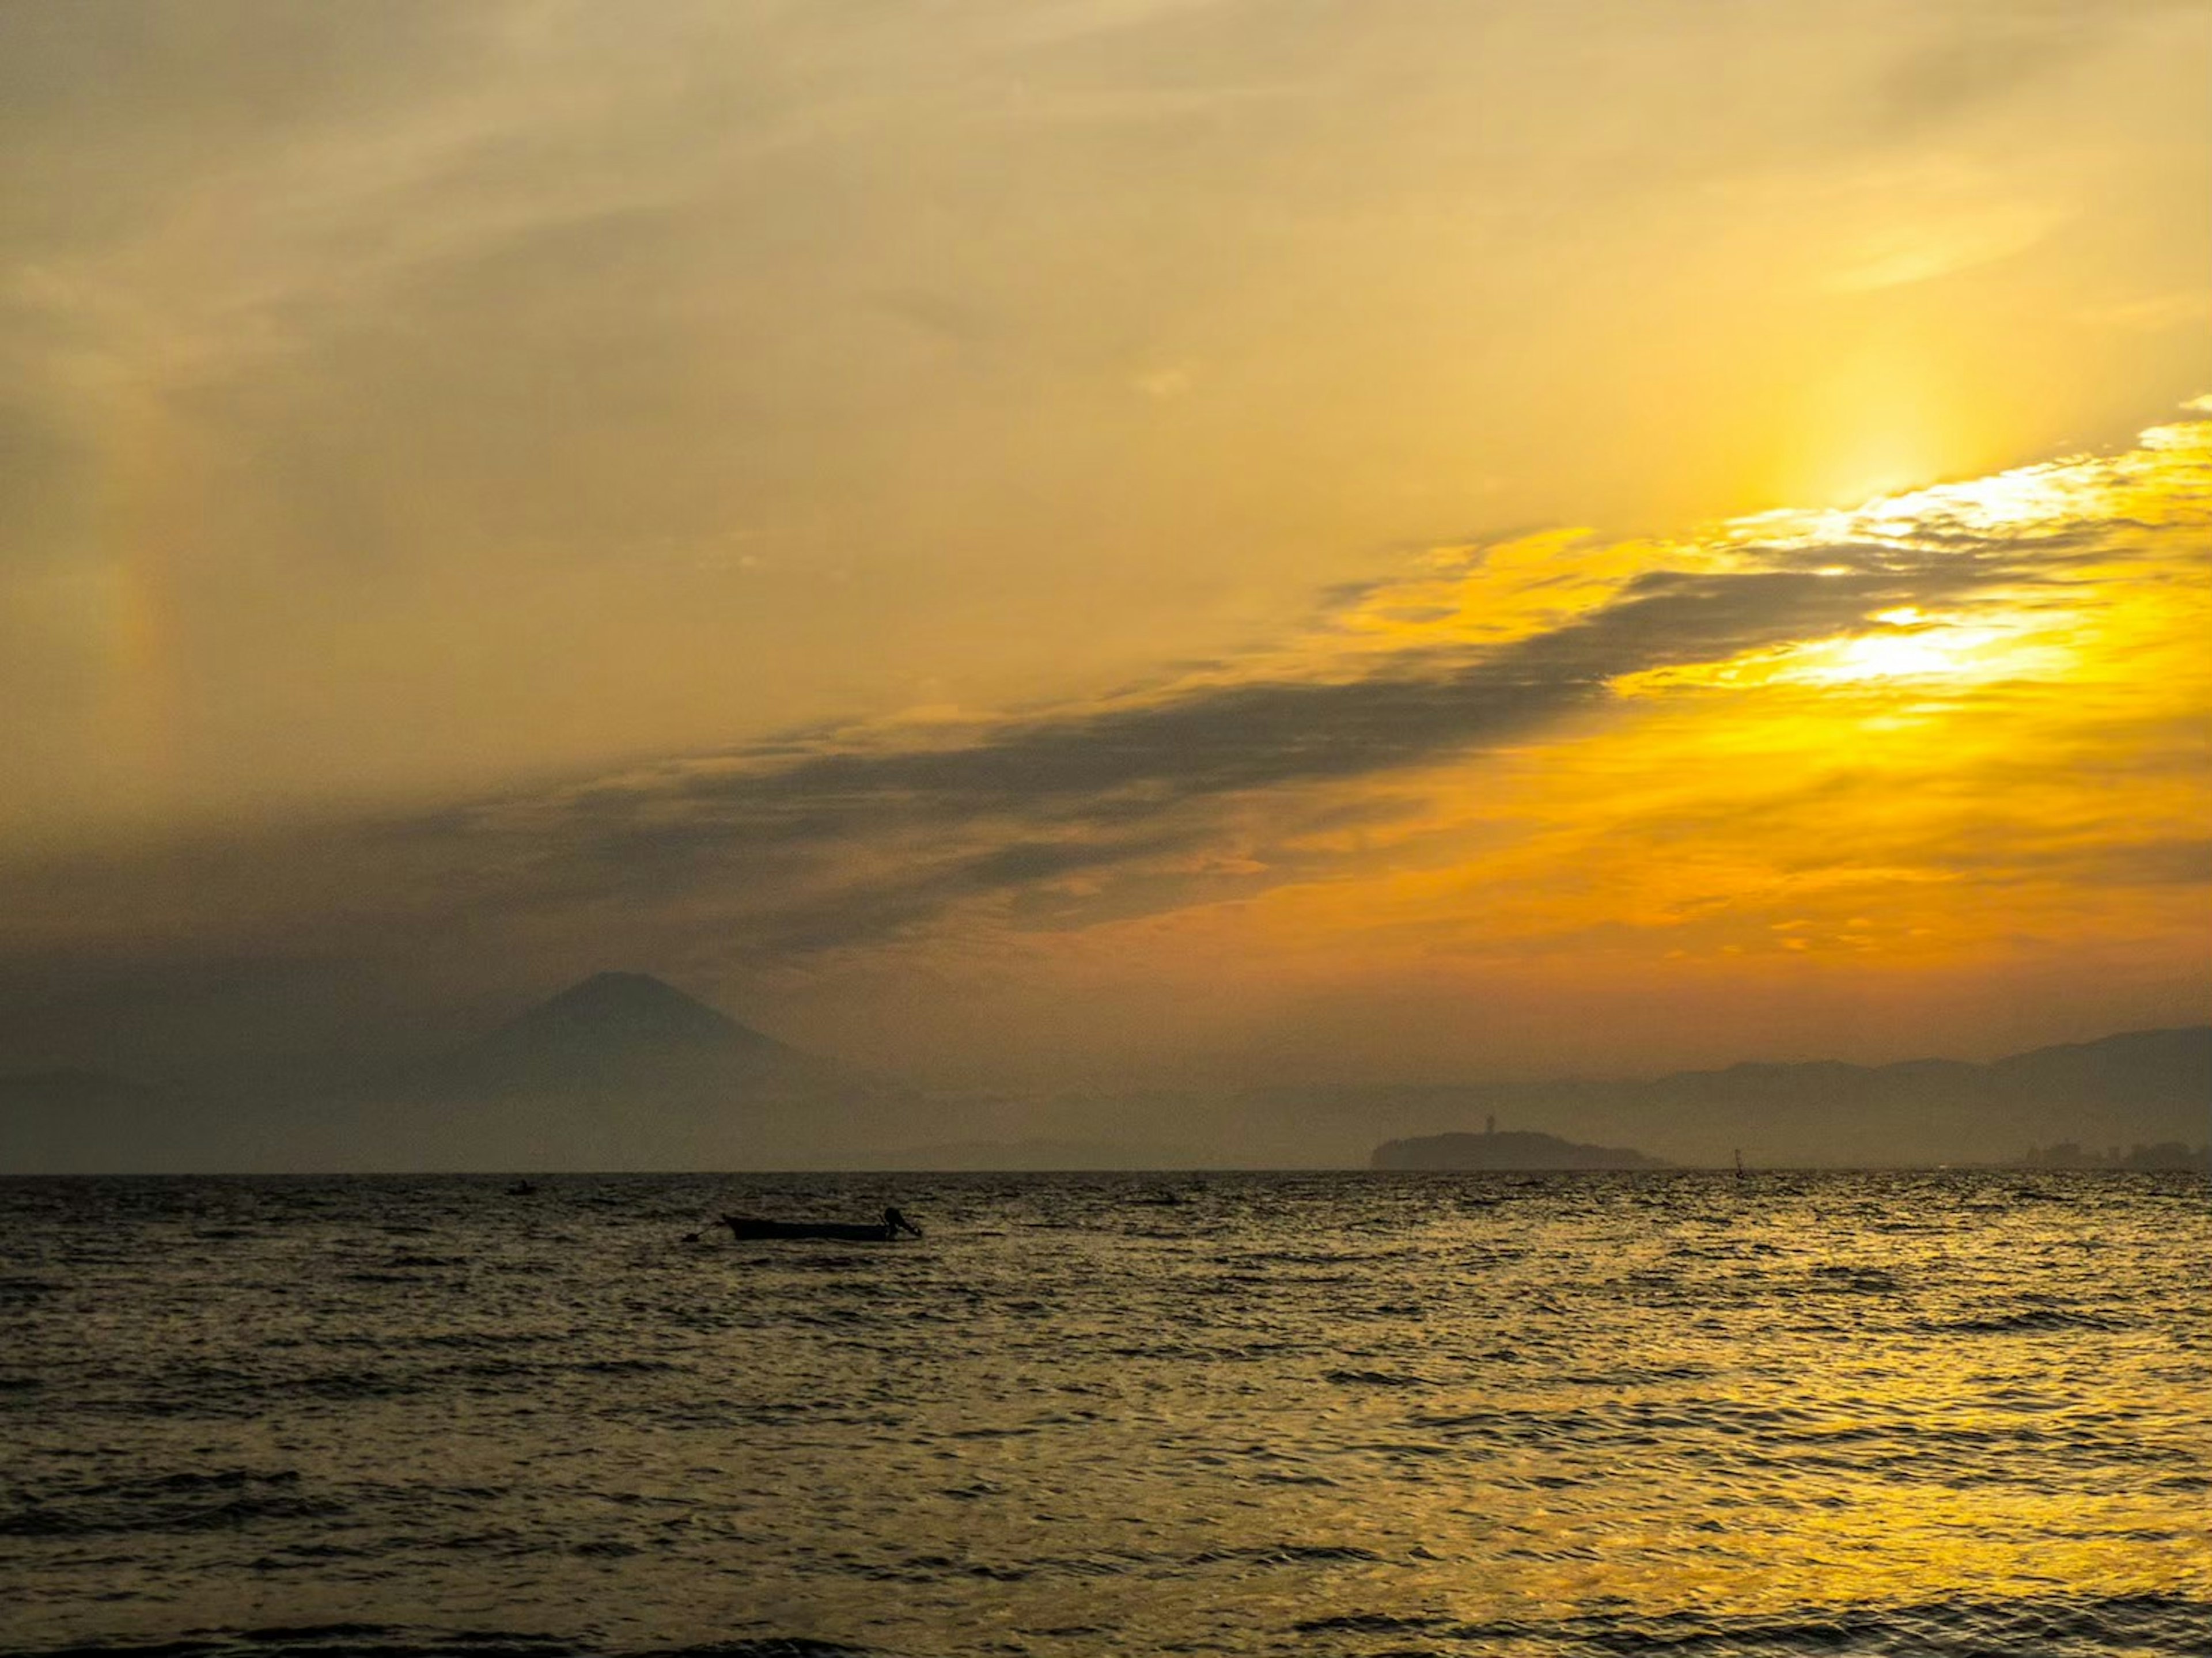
[1984,1026,2210,1110]
[414,970,814,1094]
[0,974,923,1174]
[353,972,907,1171]
[1371,1129,1665,1171]
[1260,1026,2212,1168]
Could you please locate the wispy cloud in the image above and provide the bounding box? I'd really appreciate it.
[253,407,2201,964]
[1,408,2205,1076]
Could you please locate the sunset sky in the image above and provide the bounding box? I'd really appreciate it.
[2,0,2207,1088]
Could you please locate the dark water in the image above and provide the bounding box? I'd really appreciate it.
[3,1171,2207,1658]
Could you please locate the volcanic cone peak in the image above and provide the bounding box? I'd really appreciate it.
[441,971,810,1090]
[507,972,764,1048]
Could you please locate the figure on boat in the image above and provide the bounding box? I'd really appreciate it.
[717,1205,923,1242]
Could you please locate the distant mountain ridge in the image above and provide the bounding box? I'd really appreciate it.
[1261,1026,2212,1170]
[1,1000,2205,1173]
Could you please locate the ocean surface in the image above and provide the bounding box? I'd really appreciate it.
[2,1171,2207,1658]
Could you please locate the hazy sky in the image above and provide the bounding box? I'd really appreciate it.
[3,0,2207,1087]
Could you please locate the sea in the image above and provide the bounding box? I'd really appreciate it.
[2,1171,2207,1658]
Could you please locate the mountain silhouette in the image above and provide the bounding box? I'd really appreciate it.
[1985,1026,2210,1106]
[350,972,907,1170]
[431,970,810,1093]
[1277,1026,2211,1169]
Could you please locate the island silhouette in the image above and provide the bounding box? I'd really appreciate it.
[1370,1127,1666,1171]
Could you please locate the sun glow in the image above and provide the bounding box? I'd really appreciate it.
[1775,611,2071,688]
[1202,400,2212,995]
[1606,604,2077,700]
[1787,625,2005,685]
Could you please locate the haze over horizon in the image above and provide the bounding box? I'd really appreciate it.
[4,968,2204,1173]
[3,1,2209,1106]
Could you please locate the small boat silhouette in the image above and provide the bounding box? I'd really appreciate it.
[718,1206,922,1242]
[507,1179,537,1196]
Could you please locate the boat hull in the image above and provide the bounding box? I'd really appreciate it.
[721,1217,895,1242]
